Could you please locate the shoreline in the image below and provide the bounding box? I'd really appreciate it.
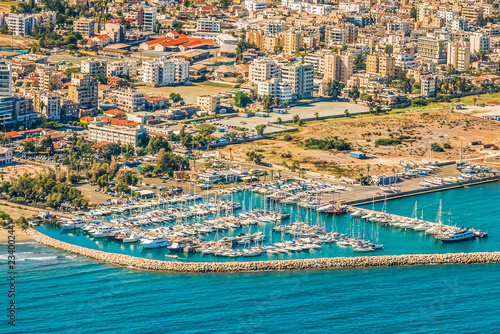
[0,227,32,243]
[24,228,500,273]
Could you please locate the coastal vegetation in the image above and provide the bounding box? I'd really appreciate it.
[298,137,351,151]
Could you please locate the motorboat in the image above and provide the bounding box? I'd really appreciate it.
[141,236,171,249]
[61,218,86,230]
[438,229,476,243]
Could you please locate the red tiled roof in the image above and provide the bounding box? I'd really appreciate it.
[92,141,113,148]
[104,109,126,115]
[98,117,139,127]
[145,95,168,101]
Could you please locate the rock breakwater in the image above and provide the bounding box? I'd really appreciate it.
[24,229,500,273]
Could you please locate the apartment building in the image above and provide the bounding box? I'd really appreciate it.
[197,95,220,114]
[249,57,281,83]
[470,32,490,54]
[245,0,267,12]
[421,75,438,98]
[73,18,96,38]
[462,7,483,26]
[417,37,447,64]
[40,71,62,91]
[257,78,293,104]
[447,40,471,71]
[25,89,61,122]
[109,89,145,113]
[327,28,347,46]
[263,20,287,35]
[141,57,190,86]
[68,73,98,117]
[81,58,107,76]
[323,53,353,84]
[283,31,303,54]
[88,121,148,146]
[107,60,137,77]
[0,59,13,128]
[281,63,314,99]
[5,14,34,36]
[197,17,221,32]
[139,7,157,32]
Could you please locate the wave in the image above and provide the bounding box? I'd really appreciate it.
[0,252,34,260]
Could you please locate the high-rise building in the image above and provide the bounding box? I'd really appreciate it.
[421,75,438,98]
[417,37,447,64]
[378,55,395,78]
[73,18,96,38]
[447,40,471,71]
[281,63,314,99]
[68,73,98,117]
[40,71,62,91]
[249,57,281,83]
[323,53,353,84]
[141,57,190,86]
[327,27,347,46]
[0,59,12,98]
[462,7,483,26]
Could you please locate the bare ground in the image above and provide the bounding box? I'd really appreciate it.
[220,109,500,178]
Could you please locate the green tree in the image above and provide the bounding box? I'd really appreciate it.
[234,91,252,107]
[169,93,183,105]
[292,115,301,124]
[314,112,319,120]
[326,80,345,100]
[262,94,272,110]
[96,174,109,188]
[255,124,266,136]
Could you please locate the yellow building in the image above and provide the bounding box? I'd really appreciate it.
[283,31,303,54]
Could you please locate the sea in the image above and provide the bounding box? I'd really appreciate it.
[2,182,500,333]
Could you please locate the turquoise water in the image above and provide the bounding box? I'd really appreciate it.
[2,182,500,333]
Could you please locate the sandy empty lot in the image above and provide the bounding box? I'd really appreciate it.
[0,34,33,48]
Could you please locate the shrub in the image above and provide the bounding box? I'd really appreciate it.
[374,138,401,146]
[443,143,452,149]
[431,143,444,152]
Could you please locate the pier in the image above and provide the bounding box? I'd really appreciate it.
[24,228,500,273]
[345,176,500,206]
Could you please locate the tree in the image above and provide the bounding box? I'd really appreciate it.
[292,115,301,124]
[196,123,217,138]
[326,80,345,100]
[410,7,417,19]
[255,124,266,136]
[314,112,319,120]
[431,143,444,152]
[116,181,130,194]
[277,117,282,124]
[140,164,154,175]
[95,74,107,84]
[96,174,109,188]
[262,94,272,111]
[148,136,171,154]
[353,54,365,70]
[169,93,183,105]
[0,23,9,35]
[274,96,280,106]
[384,44,393,55]
[234,91,252,108]
[228,147,233,159]
[274,45,283,54]
[348,86,360,101]
[344,109,349,117]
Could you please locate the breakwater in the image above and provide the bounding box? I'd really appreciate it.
[24,228,500,273]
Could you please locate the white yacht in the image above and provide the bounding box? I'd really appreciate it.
[91,226,118,238]
[141,236,171,249]
[61,218,86,230]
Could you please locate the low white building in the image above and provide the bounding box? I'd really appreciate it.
[0,147,12,165]
[197,17,221,32]
[87,121,148,146]
[245,0,267,11]
[141,57,190,86]
[257,78,293,103]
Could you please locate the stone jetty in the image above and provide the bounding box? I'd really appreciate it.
[24,228,500,273]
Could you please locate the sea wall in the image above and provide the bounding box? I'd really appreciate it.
[24,229,500,273]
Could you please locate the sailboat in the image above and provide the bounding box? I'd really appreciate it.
[425,200,443,235]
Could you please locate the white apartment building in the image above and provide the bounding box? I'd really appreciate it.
[437,9,459,21]
[447,40,470,71]
[338,2,365,12]
[263,20,287,35]
[470,32,490,54]
[249,57,281,83]
[142,57,190,86]
[25,89,61,121]
[304,53,325,73]
[107,60,137,77]
[88,121,148,146]
[110,88,145,113]
[281,0,299,7]
[5,14,34,36]
[197,17,221,32]
[81,58,107,76]
[0,59,12,97]
[450,18,469,32]
[245,0,267,12]
[141,7,157,32]
[327,28,347,46]
[281,63,314,99]
[257,78,293,103]
[421,75,437,98]
[197,95,220,114]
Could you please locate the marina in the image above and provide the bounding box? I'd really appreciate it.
[33,178,498,262]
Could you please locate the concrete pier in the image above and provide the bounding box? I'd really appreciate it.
[24,228,500,273]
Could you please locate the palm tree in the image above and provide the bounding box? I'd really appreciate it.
[314,112,319,120]
[369,107,373,114]
[344,109,349,117]
[274,97,280,107]
[228,147,233,160]
[277,117,282,125]
[473,97,477,105]
[292,115,300,124]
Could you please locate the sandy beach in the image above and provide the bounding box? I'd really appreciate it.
[0,227,31,243]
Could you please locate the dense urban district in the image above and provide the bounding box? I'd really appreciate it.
[0,0,498,226]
